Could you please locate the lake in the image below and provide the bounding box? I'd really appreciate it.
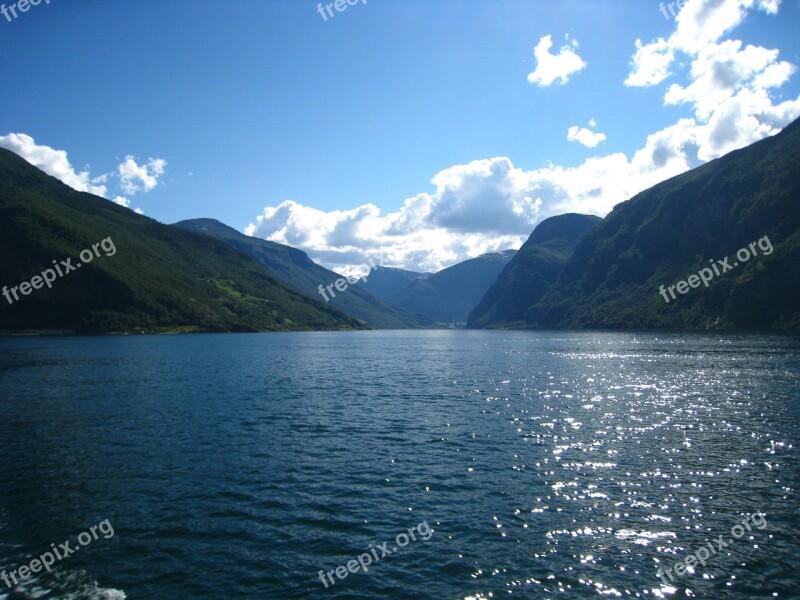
[0,331,798,599]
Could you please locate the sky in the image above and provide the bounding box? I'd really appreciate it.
[1,0,799,274]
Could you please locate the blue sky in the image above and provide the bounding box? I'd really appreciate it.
[2,0,799,272]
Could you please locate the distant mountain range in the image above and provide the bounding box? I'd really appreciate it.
[471,117,800,330]
[175,222,516,326]
[370,250,517,324]
[356,266,432,301]
[174,219,429,329]
[3,117,799,334]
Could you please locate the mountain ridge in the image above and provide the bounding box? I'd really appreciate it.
[510,118,800,330]
[0,148,364,333]
[467,214,602,328]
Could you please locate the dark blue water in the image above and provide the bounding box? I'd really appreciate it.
[0,331,798,599]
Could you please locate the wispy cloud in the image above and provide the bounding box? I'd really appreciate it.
[624,0,798,160]
[118,156,167,195]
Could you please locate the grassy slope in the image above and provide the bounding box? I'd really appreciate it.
[0,149,364,333]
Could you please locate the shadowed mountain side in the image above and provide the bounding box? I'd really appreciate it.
[527,118,800,330]
[384,250,517,324]
[467,214,602,328]
[173,219,431,329]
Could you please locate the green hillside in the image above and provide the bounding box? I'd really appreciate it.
[527,118,800,330]
[0,149,364,334]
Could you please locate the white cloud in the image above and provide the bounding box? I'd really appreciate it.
[0,133,108,196]
[0,134,163,217]
[628,0,786,89]
[664,40,794,120]
[248,0,800,278]
[567,121,607,147]
[246,158,544,273]
[671,0,779,55]
[246,0,800,274]
[623,0,798,162]
[110,195,146,215]
[118,156,167,195]
[245,127,704,273]
[527,35,587,86]
[625,38,674,87]
[426,158,543,234]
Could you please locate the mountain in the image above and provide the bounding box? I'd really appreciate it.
[0,149,364,334]
[385,250,517,324]
[525,118,800,329]
[173,218,428,328]
[356,266,432,302]
[467,214,602,328]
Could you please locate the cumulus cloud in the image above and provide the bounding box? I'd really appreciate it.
[624,0,798,162]
[248,159,544,249]
[246,158,545,273]
[670,0,779,55]
[567,120,607,147]
[0,133,162,214]
[247,0,799,276]
[246,129,703,273]
[625,38,674,87]
[527,35,587,86]
[118,156,167,195]
[664,40,793,120]
[628,0,785,89]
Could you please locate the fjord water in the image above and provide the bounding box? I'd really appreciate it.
[0,332,798,599]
